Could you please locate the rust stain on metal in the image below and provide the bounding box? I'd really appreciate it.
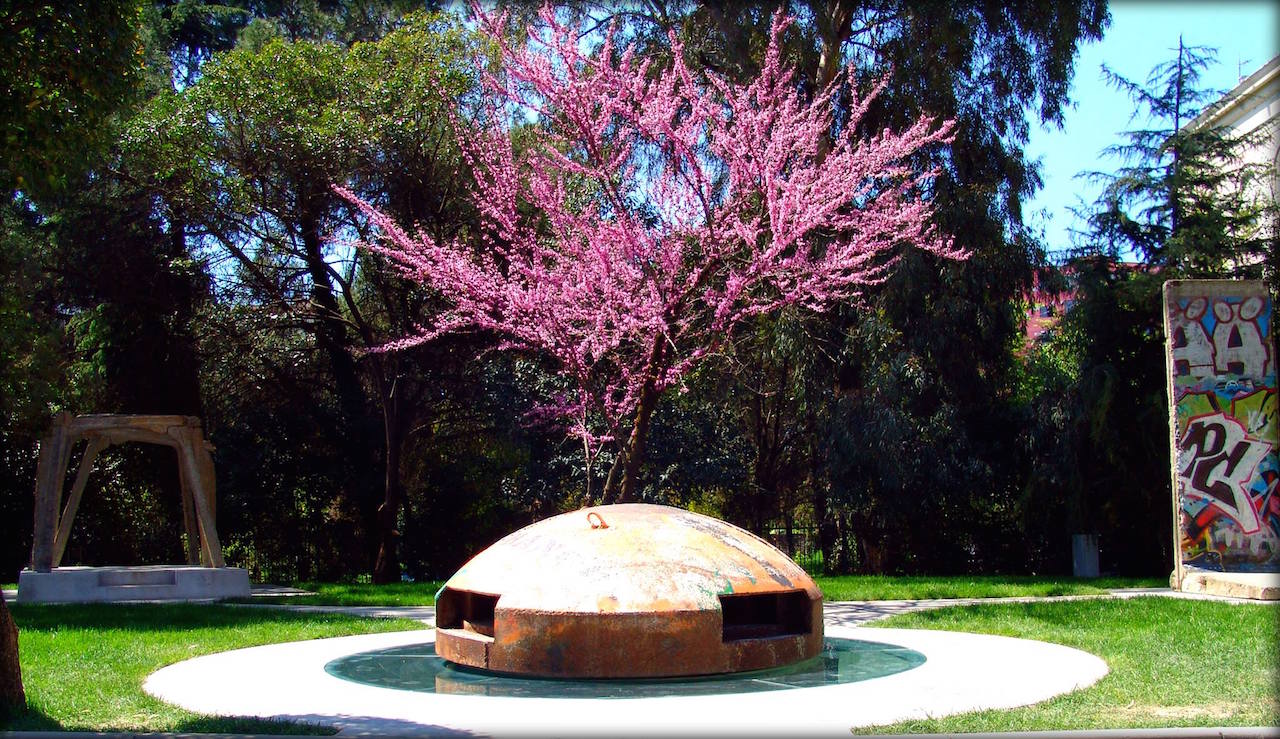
[434,503,823,679]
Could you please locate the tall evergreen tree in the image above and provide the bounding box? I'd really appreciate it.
[1029,42,1279,574]
[1081,39,1277,287]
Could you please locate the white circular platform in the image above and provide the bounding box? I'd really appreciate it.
[144,625,1108,736]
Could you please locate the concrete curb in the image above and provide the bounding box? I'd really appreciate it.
[1,734,332,739]
[140,626,1111,736]
[870,730,1280,739]
[1,732,340,737]
[3,727,1278,738]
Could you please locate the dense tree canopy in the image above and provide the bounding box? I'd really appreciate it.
[0,1,144,196]
[10,0,1248,586]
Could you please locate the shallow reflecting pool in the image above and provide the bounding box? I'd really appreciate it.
[324,637,925,698]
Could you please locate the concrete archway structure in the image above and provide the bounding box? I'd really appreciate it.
[18,413,247,603]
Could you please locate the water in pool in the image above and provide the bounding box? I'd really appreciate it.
[325,637,925,698]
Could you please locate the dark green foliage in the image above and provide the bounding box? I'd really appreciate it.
[1023,261,1174,575]
[123,8,501,581]
[2,0,1222,583]
[0,2,514,582]
[397,356,554,580]
[201,370,368,582]
[0,202,63,578]
[0,0,166,579]
[0,1,145,197]
[0,168,208,572]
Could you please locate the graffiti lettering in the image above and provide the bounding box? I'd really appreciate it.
[1211,297,1270,377]
[1170,298,1215,379]
[1166,283,1278,572]
[1171,297,1272,380]
[1178,413,1269,534]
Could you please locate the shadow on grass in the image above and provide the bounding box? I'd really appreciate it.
[2,705,338,734]
[9,602,389,634]
[1,704,62,732]
[4,705,479,736]
[172,715,338,735]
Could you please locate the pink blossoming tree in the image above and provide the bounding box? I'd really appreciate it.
[339,6,964,503]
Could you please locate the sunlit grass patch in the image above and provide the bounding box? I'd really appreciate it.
[812,574,1165,601]
[242,580,446,606]
[4,603,423,733]
[861,597,1279,732]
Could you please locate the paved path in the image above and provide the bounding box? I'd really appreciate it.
[5,585,1266,620]
[218,586,1269,628]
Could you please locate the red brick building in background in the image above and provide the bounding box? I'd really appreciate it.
[1024,267,1076,347]
[1023,261,1153,351]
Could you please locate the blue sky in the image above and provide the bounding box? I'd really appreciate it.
[1022,0,1280,260]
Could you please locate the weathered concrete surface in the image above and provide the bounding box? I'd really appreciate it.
[435,503,823,678]
[16,565,249,604]
[1177,569,1280,600]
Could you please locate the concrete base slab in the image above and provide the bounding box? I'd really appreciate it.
[1177,569,1279,600]
[17,565,249,604]
[144,625,1109,737]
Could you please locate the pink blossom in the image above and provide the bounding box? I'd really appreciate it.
[337,5,963,486]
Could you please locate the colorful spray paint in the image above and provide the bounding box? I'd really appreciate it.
[1164,280,1279,582]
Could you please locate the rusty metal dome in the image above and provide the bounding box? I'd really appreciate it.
[434,503,823,678]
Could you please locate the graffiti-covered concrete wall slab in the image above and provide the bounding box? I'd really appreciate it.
[1164,280,1279,577]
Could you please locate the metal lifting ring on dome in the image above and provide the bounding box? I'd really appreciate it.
[586,511,608,529]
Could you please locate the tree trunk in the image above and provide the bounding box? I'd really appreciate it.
[372,383,404,584]
[850,511,888,574]
[0,590,24,718]
[300,208,367,425]
[815,511,837,574]
[616,383,659,503]
[814,1,855,162]
[603,336,667,504]
[299,201,381,572]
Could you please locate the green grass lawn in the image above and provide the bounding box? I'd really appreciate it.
[3,593,1274,733]
[813,574,1165,601]
[242,575,1165,606]
[2,603,424,733]
[243,580,446,606]
[863,597,1280,733]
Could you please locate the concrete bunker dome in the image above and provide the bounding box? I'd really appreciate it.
[435,503,824,678]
